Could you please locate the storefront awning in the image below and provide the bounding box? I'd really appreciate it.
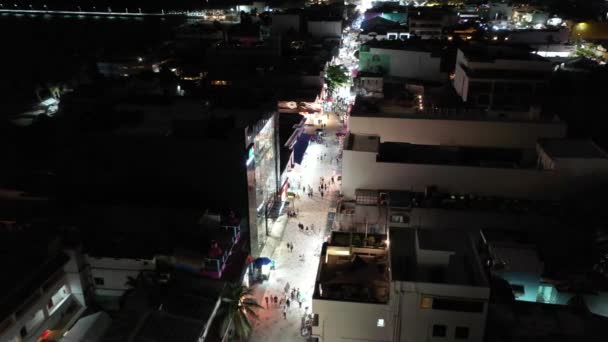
[293,133,311,165]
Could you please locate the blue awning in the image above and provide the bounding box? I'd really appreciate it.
[293,133,311,165]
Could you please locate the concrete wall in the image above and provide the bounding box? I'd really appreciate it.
[271,14,300,34]
[394,282,488,342]
[415,232,454,266]
[307,21,342,38]
[1,274,74,342]
[342,150,564,200]
[370,47,445,82]
[505,28,570,44]
[312,299,393,342]
[453,60,468,100]
[349,116,567,149]
[86,256,155,296]
[406,208,559,231]
[64,249,87,305]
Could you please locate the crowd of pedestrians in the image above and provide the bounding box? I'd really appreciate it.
[264,284,306,320]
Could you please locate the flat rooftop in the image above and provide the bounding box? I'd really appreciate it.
[363,39,443,55]
[350,94,558,122]
[346,133,380,152]
[112,97,274,137]
[488,300,608,342]
[376,141,533,169]
[459,63,550,80]
[461,43,549,63]
[389,228,488,287]
[538,139,607,159]
[132,311,206,342]
[314,232,390,303]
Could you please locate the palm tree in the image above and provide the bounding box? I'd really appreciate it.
[220,284,263,341]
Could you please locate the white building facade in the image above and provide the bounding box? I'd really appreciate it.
[361,42,446,82]
[0,255,85,342]
[452,46,552,112]
[349,114,566,149]
[311,229,489,342]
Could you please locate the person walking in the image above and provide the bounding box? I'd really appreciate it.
[283,306,287,319]
[287,242,291,251]
[274,295,278,307]
[290,243,294,253]
[286,298,291,308]
[265,296,269,308]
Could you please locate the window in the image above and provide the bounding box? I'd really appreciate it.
[312,314,319,327]
[432,324,447,337]
[390,215,405,223]
[420,296,433,309]
[94,277,105,286]
[377,318,385,327]
[455,326,469,339]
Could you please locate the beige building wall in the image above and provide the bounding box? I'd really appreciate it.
[394,282,489,342]
[342,150,564,199]
[312,299,394,342]
[349,116,566,149]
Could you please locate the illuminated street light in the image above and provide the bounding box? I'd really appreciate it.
[576,22,588,31]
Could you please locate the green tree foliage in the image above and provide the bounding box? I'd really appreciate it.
[221,285,263,341]
[325,65,349,91]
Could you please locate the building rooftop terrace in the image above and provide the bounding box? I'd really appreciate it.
[314,232,390,303]
[389,228,488,287]
[538,139,608,159]
[363,38,443,54]
[350,94,558,122]
[461,43,549,63]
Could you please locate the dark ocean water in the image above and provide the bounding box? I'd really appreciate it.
[0,14,187,105]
